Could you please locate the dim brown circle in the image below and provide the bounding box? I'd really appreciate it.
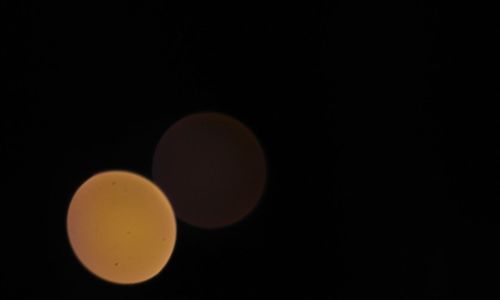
[152,112,267,229]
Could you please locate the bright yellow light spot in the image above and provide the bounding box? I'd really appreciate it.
[67,171,177,285]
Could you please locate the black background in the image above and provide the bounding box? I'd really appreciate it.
[2,0,499,299]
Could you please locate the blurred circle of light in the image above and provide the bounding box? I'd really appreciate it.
[152,112,267,229]
[66,170,177,285]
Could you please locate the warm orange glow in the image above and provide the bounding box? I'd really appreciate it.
[66,171,177,285]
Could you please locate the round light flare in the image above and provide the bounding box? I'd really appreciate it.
[153,112,267,229]
[66,171,177,285]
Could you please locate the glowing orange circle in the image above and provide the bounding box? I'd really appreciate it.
[67,171,177,284]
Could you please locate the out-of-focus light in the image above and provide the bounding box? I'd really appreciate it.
[153,112,267,229]
[67,170,177,284]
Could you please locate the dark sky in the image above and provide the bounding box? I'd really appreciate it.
[2,0,499,299]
